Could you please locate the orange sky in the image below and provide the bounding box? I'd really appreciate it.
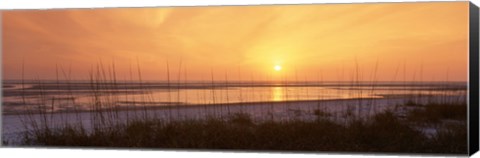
[2,2,469,82]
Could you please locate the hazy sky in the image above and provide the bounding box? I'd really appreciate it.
[2,2,469,81]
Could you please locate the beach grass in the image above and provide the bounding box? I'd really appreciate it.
[19,104,466,154]
[3,61,468,155]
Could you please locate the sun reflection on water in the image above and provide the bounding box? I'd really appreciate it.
[272,87,284,101]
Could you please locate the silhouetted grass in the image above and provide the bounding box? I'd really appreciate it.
[20,107,467,154]
[8,60,468,155]
[429,123,467,153]
[407,102,467,124]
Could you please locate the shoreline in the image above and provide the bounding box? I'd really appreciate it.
[1,94,410,116]
[2,94,466,116]
[2,94,467,146]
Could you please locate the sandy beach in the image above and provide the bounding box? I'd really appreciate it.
[2,94,465,145]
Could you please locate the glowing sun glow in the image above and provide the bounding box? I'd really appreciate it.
[1,2,469,82]
[274,65,282,71]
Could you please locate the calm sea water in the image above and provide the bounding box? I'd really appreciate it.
[2,80,467,114]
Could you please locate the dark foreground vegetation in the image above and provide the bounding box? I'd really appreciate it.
[18,102,467,154]
[5,61,467,154]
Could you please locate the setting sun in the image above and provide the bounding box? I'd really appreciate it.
[274,65,282,71]
[0,2,471,153]
[2,2,468,82]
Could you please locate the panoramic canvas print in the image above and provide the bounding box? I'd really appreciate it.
[1,2,471,155]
